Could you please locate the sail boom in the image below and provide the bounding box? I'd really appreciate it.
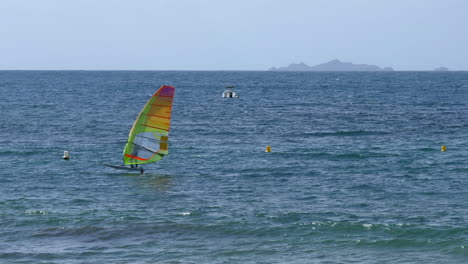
[130,142,158,154]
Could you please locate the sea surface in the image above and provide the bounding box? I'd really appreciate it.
[1,71,468,263]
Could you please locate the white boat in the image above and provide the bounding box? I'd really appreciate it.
[222,86,239,98]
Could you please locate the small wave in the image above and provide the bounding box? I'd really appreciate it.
[0,150,46,156]
[452,167,468,172]
[34,226,104,237]
[24,210,49,215]
[31,103,56,109]
[278,150,398,160]
[417,147,436,152]
[315,151,394,160]
[447,244,468,256]
[296,130,391,137]
[354,238,431,247]
[71,198,94,205]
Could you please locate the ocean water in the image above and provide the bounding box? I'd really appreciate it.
[1,70,468,263]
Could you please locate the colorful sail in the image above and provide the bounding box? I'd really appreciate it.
[123,85,175,165]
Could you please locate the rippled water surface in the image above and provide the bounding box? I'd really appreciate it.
[1,71,468,263]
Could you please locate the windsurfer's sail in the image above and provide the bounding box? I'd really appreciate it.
[123,85,175,165]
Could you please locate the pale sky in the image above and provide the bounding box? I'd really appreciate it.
[0,0,467,70]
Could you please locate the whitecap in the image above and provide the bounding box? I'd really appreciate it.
[25,210,49,215]
[178,212,191,216]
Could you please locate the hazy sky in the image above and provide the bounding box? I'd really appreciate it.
[1,0,467,70]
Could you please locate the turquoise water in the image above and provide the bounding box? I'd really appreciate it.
[1,71,468,263]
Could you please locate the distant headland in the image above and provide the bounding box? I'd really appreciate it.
[433,66,449,71]
[269,59,394,72]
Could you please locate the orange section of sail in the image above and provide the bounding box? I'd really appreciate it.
[145,96,172,131]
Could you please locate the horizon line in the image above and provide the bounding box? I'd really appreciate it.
[0,69,466,72]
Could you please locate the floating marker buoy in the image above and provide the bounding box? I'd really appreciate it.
[441,145,447,152]
[265,146,271,152]
[63,151,70,160]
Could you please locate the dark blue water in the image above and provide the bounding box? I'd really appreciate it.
[1,71,468,263]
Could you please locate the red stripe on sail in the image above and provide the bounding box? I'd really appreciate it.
[125,154,148,161]
[144,113,170,119]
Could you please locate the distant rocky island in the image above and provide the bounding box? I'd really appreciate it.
[434,66,449,71]
[269,59,394,72]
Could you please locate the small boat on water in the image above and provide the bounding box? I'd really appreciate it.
[222,86,239,98]
[104,85,175,173]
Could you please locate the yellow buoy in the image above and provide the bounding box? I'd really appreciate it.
[63,151,70,160]
[265,146,271,152]
[441,145,447,152]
